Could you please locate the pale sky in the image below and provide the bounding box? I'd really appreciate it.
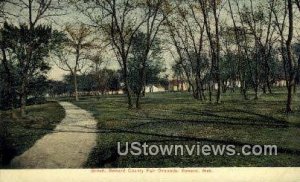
[3,0,298,81]
[46,7,174,81]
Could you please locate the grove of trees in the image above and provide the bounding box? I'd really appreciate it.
[0,0,299,113]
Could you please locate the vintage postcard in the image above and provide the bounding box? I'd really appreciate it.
[0,0,299,181]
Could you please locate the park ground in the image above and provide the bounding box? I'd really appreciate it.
[0,88,300,168]
[73,88,300,167]
[0,102,65,168]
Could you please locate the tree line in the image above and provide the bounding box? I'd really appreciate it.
[0,0,299,114]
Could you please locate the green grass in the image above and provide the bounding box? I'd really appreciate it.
[0,101,65,168]
[73,89,300,167]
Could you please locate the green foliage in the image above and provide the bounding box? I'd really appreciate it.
[62,69,121,94]
[0,22,65,110]
[128,31,165,94]
[3,23,51,72]
[47,80,70,96]
[220,52,238,81]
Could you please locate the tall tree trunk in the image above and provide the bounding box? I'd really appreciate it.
[200,0,221,103]
[1,44,14,113]
[262,85,267,94]
[228,0,248,100]
[286,0,295,113]
[208,82,212,102]
[213,0,221,104]
[136,57,147,109]
[286,84,293,112]
[136,85,143,109]
[296,0,300,12]
[294,56,300,93]
[242,81,249,100]
[261,47,272,94]
[73,72,79,101]
[200,81,206,100]
[136,92,141,109]
[123,61,132,109]
[194,77,201,100]
[20,81,26,117]
[254,84,259,99]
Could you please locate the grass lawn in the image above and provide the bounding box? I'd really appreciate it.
[0,101,65,168]
[73,89,300,167]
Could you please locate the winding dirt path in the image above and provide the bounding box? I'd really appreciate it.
[10,102,98,168]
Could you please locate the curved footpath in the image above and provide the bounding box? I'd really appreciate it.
[10,102,98,168]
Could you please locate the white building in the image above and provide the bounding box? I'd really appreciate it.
[145,85,166,93]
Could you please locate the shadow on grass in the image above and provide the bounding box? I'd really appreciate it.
[3,123,299,168]
[84,127,300,167]
[171,109,287,124]
[122,108,291,129]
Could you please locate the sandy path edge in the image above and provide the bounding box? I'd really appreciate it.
[10,102,98,168]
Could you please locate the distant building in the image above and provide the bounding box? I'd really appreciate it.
[145,85,166,93]
[220,80,242,90]
[274,80,287,87]
[107,90,124,95]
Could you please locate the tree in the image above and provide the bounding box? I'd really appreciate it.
[198,0,222,103]
[128,31,165,100]
[74,0,146,108]
[132,0,168,109]
[0,24,15,111]
[53,23,96,101]
[295,0,300,12]
[270,0,297,113]
[293,43,300,92]
[89,54,106,94]
[47,80,70,97]
[63,68,121,95]
[171,63,185,92]
[3,0,66,26]
[107,70,121,94]
[219,30,240,93]
[165,1,210,101]
[239,0,276,94]
[0,0,66,116]
[285,0,295,113]
[227,0,254,99]
[1,22,61,116]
